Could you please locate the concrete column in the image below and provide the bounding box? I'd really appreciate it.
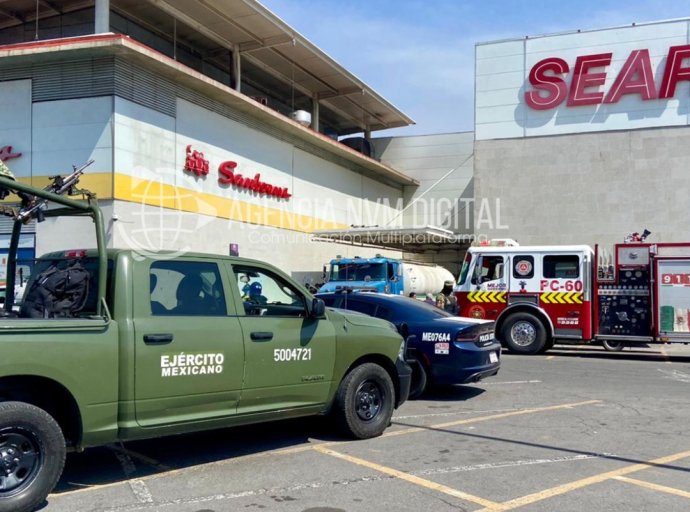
[232,45,241,92]
[94,0,110,33]
[312,95,320,132]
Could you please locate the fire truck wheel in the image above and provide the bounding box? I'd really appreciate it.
[502,312,546,355]
[539,337,555,354]
[602,339,624,352]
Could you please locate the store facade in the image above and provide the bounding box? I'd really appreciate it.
[0,1,417,287]
[475,18,690,247]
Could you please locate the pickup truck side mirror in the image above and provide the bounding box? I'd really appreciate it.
[309,298,326,318]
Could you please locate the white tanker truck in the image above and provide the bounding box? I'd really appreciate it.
[318,255,455,296]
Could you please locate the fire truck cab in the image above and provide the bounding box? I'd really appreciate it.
[456,239,690,354]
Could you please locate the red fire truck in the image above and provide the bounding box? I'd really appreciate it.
[455,238,690,354]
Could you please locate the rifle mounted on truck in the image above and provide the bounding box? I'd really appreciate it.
[0,161,106,317]
[0,159,95,223]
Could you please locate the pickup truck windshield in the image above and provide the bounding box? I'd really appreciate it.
[330,262,386,282]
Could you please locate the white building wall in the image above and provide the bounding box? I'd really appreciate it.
[76,96,402,282]
[24,91,404,282]
[374,132,474,234]
[475,19,690,247]
[373,133,474,276]
[33,96,113,174]
[476,19,690,140]
[0,80,31,178]
[114,96,176,175]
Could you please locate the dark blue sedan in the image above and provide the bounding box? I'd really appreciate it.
[318,292,501,398]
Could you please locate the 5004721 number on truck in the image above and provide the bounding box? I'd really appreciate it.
[0,172,412,512]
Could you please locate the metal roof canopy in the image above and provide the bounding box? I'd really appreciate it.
[145,0,415,134]
[312,226,474,254]
[0,0,414,135]
[0,34,418,187]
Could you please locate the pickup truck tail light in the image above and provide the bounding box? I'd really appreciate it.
[456,329,496,345]
[64,249,87,258]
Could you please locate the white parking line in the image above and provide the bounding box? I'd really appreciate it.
[394,407,519,420]
[657,368,690,383]
[110,445,154,504]
[480,380,542,385]
[414,453,614,476]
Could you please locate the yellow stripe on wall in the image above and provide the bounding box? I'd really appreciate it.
[113,174,349,233]
[9,173,350,233]
[16,173,114,199]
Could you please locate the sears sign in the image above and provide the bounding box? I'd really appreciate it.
[525,45,690,110]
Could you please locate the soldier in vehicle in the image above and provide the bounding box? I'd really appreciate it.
[439,279,458,314]
[247,281,268,304]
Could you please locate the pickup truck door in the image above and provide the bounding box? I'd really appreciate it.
[133,259,244,427]
[227,263,336,415]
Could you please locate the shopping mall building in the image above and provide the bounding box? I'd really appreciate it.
[475,18,690,247]
[0,1,688,282]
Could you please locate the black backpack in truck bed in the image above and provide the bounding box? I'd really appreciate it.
[21,260,90,318]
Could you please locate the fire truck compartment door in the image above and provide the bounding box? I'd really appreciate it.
[656,258,690,339]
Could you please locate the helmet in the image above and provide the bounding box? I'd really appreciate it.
[0,159,15,180]
[249,282,263,297]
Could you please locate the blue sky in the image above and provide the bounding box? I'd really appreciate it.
[260,0,690,136]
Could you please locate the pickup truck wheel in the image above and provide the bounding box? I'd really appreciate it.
[334,363,394,439]
[502,312,546,355]
[0,402,66,512]
[408,359,428,399]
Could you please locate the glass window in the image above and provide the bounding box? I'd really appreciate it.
[374,305,392,321]
[319,296,339,308]
[543,255,580,279]
[342,299,377,316]
[329,262,386,281]
[458,252,472,285]
[513,255,535,279]
[150,261,226,316]
[233,266,306,317]
[471,255,504,284]
[19,256,113,318]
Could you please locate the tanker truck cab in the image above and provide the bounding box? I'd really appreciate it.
[455,242,593,354]
[321,255,403,294]
[320,256,454,297]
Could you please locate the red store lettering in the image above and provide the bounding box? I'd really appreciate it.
[525,44,690,110]
[218,161,291,199]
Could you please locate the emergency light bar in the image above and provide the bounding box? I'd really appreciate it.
[472,239,519,247]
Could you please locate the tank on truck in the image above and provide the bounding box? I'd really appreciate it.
[0,174,107,316]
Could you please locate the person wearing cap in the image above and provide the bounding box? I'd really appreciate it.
[439,279,458,314]
[435,294,446,309]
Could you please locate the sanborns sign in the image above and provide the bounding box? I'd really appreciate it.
[525,44,690,110]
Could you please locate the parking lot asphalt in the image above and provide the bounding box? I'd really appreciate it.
[45,343,690,512]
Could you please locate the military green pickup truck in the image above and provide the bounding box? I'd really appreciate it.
[0,175,411,512]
